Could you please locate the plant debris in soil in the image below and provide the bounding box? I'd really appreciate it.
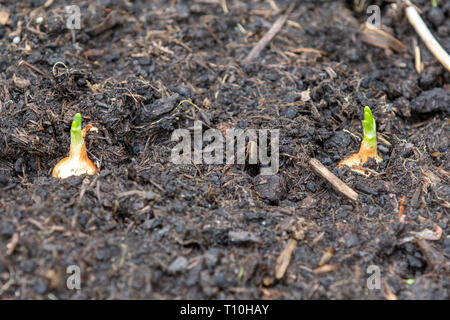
[0,0,449,299]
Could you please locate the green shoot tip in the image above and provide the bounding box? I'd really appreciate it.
[71,113,83,147]
[72,113,82,128]
[362,106,376,143]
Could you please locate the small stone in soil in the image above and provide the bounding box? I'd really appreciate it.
[0,174,8,186]
[172,85,194,99]
[281,106,298,119]
[306,180,316,192]
[0,221,15,238]
[327,131,351,148]
[444,238,450,256]
[253,175,286,203]
[411,88,449,114]
[203,248,220,269]
[228,231,263,244]
[168,256,188,273]
[419,66,443,89]
[185,265,201,286]
[23,260,36,273]
[337,210,349,219]
[137,56,151,66]
[428,7,444,27]
[137,93,180,123]
[407,255,423,269]
[33,280,48,294]
[342,234,359,248]
[214,273,228,288]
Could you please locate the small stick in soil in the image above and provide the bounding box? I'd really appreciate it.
[267,0,280,12]
[243,15,287,64]
[243,3,295,64]
[405,4,450,72]
[309,158,359,203]
[313,264,339,275]
[18,60,46,76]
[275,239,296,280]
[413,38,422,73]
[220,0,228,14]
[398,195,407,223]
[70,29,76,45]
[6,233,19,255]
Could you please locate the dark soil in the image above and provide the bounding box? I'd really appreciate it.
[0,0,449,299]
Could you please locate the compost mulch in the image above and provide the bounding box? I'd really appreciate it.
[0,0,448,299]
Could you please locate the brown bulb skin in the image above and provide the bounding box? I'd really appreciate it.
[52,125,98,179]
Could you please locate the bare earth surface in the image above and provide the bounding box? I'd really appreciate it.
[0,0,449,299]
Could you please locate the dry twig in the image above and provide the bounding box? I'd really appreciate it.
[275,239,296,280]
[309,158,359,202]
[405,5,450,72]
[243,3,295,64]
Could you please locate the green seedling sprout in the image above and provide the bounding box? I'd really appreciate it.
[52,113,98,179]
[339,106,382,172]
[362,106,377,149]
[71,113,83,151]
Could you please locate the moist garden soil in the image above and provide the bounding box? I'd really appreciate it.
[0,0,449,299]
